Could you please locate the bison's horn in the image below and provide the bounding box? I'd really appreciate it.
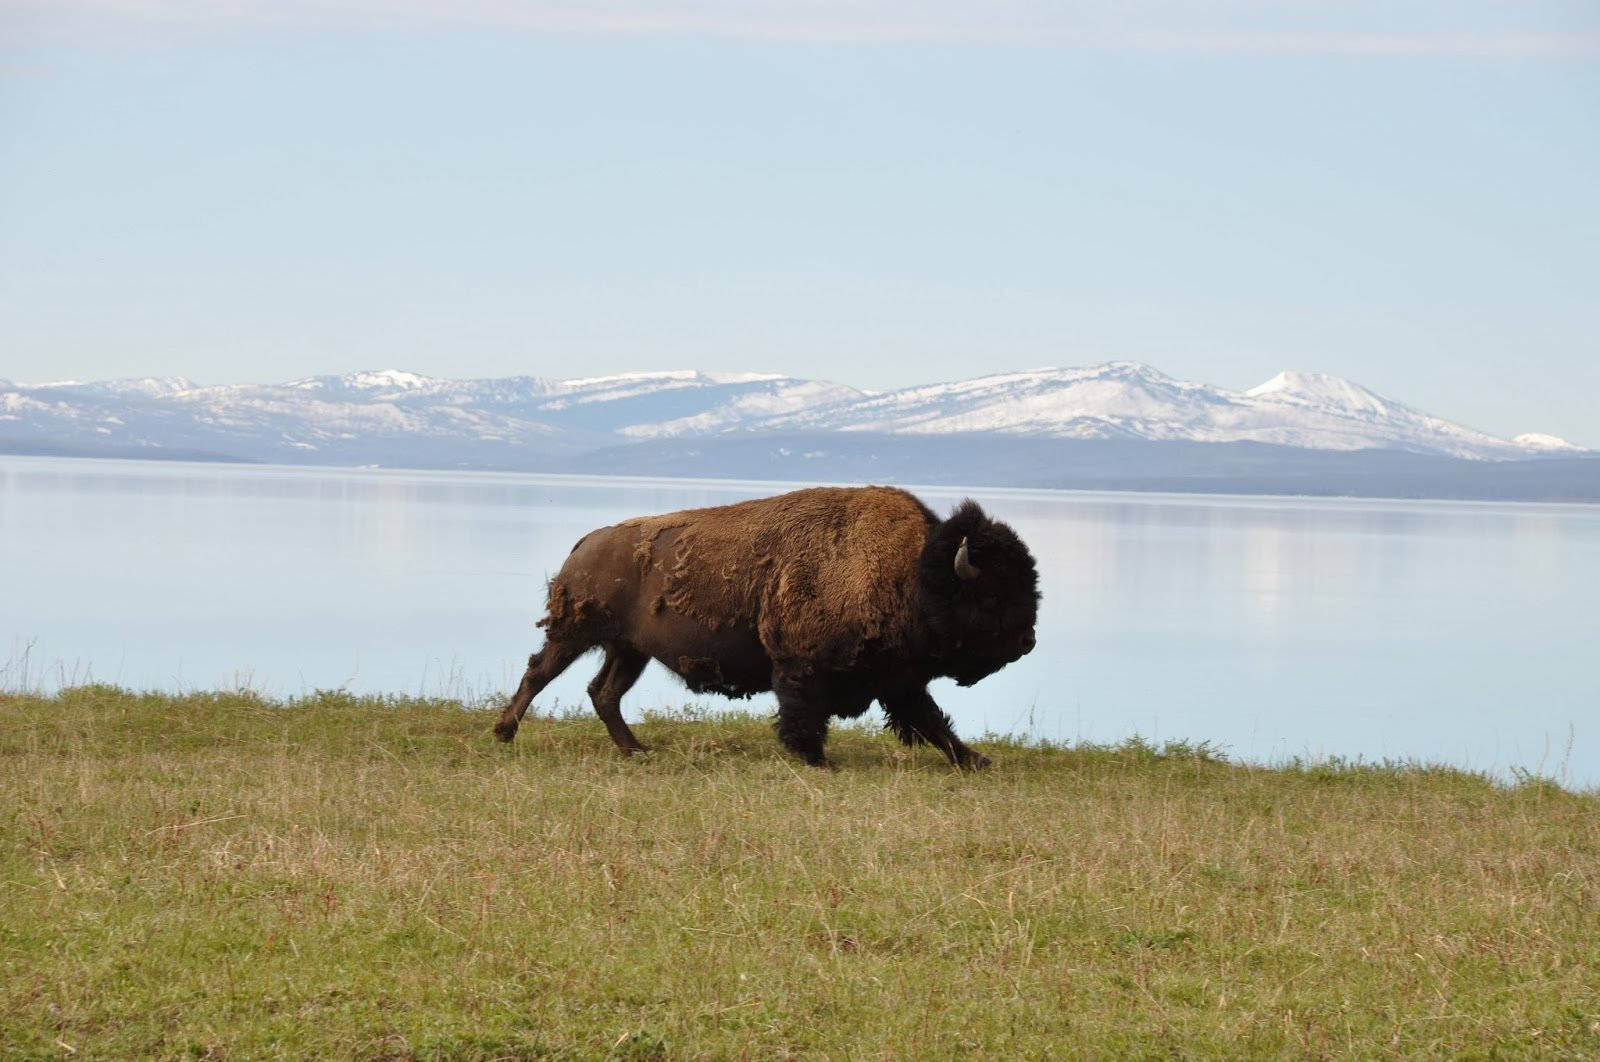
[954,537,981,581]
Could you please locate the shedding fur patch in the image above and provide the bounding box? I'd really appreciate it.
[631,521,680,577]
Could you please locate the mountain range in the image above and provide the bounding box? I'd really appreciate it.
[2,363,1594,500]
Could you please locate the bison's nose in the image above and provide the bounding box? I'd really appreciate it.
[1021,633,1036,654]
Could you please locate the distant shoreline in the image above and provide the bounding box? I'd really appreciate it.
[5,438,1598,505]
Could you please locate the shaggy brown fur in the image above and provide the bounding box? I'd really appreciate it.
[622,486,929,671]
[494,485,1040,768]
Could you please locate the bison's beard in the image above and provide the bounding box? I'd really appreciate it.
[948,633,1037,687]
[950,654,1018,688]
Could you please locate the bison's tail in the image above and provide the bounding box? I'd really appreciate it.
[537,583,622,642]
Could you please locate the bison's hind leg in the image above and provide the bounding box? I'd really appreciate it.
[588,644,650,756]
[493,640,587,742]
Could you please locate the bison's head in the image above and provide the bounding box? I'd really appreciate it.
[916,500,1040,686]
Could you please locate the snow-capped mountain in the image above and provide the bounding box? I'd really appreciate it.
[0,363,1584,477]
[1511,433,1585,453]
[0,369,867,464]
[16,376,198,398]
[272,368,863,438]
[766,362,1565,460]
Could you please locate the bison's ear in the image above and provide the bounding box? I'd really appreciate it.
[954,536,981,581]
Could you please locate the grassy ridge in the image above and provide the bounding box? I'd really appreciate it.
[3,687,1598,1058]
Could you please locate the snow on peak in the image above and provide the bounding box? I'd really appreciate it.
[1246,371,1391,416]
[284,369,441,393]
[1088,360,1173,378]
[702,371,790,385]
[563,370,701,387]
[874,362,1176,401]
[343,369,437,391]
[106,376,196,396]
[14,376,195,396]
[1513,433,1584,453]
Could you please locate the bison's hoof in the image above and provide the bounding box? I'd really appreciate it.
[492,720,518,743]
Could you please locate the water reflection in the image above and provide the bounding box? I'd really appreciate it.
[3,456,1597,786]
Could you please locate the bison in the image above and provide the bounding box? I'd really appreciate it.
[493,485,1039,768]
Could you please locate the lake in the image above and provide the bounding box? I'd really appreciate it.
[3,455,1596,786]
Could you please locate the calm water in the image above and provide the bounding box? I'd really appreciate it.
[3,456,1596,785]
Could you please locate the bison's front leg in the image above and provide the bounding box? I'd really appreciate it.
[773,673,831,768]
[881,687,991,770]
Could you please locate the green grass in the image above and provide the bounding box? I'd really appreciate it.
[3,686,1598,1058]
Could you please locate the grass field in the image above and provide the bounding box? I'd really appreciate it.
[3,686,1598,1058]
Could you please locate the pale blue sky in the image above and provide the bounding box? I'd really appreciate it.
[2,2,1597,445]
